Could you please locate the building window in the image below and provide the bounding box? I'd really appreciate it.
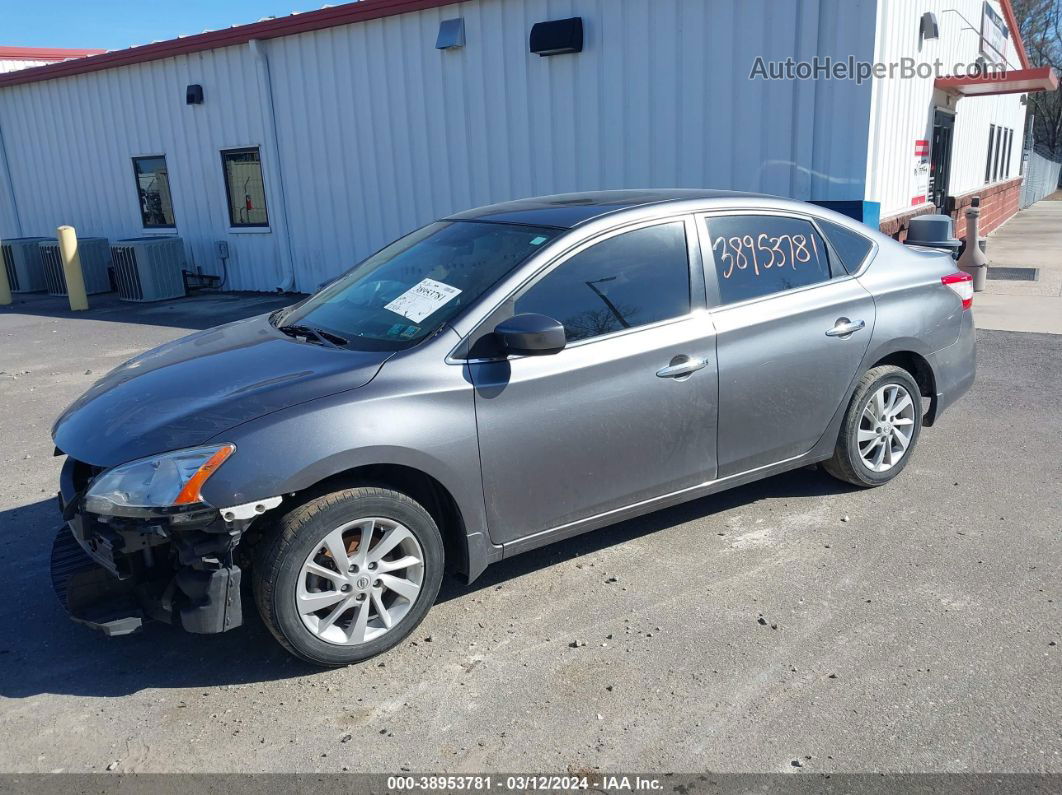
[221,148,269,227]
[1003,128,1013,178]
[132,155,175,228]
[993,126,1004,182]
[985,124,994,182]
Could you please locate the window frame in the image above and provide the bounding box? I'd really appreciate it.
[131,154,176,230]
[1003,127,1013,178]
[985,124,996,184]
[989,125,998,181]
[449,214,705,362]
[696,209,872,311]
[220,146,270,229]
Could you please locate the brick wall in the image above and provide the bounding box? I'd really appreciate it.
[879,205,939,242]
[878,176,1023,241]
[950,177,1022,239]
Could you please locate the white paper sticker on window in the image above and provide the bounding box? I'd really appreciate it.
[384,278,462,322]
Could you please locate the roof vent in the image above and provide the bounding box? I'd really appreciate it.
[529,17,583,56]
[436,18,465,49]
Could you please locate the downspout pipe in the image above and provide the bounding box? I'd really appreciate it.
[249,38,297,293]
[0,108,25,237]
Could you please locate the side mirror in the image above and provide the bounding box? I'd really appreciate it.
[494,313,566,356]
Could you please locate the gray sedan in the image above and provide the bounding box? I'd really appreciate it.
[51,190,975,665]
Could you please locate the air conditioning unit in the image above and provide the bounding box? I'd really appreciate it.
[39,237,112,296]
[110,237,187,302]
[1,237,49,292]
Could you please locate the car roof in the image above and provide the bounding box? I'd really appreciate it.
[444,189,776,229]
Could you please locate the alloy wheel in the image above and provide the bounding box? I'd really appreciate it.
[296,517,425,645]
[857,383,916,473]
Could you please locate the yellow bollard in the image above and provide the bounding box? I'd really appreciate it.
[56,226,89,311]
[0,236,11,306]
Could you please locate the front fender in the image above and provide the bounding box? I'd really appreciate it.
[198,341,498,579]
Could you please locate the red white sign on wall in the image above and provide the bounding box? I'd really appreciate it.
[912,139,929,206]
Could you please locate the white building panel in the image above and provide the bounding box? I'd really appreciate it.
[3,0,998,295]
[866,0,1027,220]
[0,45,283,291]
[260,0,877,291]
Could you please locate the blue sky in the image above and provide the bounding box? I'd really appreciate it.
[2,1,339,51]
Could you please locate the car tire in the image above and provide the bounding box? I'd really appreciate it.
[253,486,444,666]
[822,365,923,488]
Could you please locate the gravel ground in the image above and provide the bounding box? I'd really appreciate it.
[0,293,1059,774]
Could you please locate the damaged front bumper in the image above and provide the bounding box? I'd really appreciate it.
[51,456,259,637]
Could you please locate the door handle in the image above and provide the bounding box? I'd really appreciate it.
[656,355,708,379]
[825,318,866,337]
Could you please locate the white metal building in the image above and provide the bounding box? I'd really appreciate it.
[0,0,1055,293]
[0,46,105,75]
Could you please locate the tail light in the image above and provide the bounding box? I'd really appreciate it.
[942,272,974,310]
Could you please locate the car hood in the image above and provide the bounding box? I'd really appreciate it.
[52,313,392,468]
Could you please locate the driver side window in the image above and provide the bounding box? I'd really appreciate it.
[515,221,691,343]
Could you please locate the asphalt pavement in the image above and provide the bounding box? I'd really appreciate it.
[0,291,1058,774]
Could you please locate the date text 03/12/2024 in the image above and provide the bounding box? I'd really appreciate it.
[386,775,664,791]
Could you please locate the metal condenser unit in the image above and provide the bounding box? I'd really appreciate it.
[110,237,187,302]
[1,237,49,292]
[38,237,113,296]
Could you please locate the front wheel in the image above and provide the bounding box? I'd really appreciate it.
[253,486,444,666]
[822,365,923,488]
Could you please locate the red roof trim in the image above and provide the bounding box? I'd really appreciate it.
[0,0,461,88]
[935,66,1058,97]
[0,46,106,61]
[999,0,1030,70]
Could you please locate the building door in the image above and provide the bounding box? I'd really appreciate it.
[930,110,955,210]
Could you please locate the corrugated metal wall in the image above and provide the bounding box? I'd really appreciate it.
[0,0,877,293]
[267,0,877,290]
[866,0,1027,220]
[0,46,283,290]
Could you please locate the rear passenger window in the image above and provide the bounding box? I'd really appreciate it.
[705,215,831,305]
[515,222,690,342]
[818,218,873,274]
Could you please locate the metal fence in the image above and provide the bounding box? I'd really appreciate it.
[1020,151,1062,208]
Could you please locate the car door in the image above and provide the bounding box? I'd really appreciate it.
[698,211,876,477]
[466,217,719,545]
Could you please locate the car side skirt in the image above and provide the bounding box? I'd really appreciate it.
[499,449,831,559]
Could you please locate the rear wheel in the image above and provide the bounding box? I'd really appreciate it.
[253,486,444,666]
[822,365,923,488]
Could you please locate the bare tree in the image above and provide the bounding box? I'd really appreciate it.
[563,305,639,341]
[1011,0,1062,158]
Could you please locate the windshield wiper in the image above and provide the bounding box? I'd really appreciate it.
[278,324,349,347]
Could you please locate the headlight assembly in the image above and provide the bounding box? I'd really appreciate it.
[83,444,235,517]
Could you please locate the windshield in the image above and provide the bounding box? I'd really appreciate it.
[277,221,559,350]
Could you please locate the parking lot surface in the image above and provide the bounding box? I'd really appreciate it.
[0,293,1059,773]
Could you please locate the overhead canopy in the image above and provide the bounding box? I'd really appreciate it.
[935,66,1058,97]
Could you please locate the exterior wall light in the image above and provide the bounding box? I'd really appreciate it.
[529,17,583,56]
